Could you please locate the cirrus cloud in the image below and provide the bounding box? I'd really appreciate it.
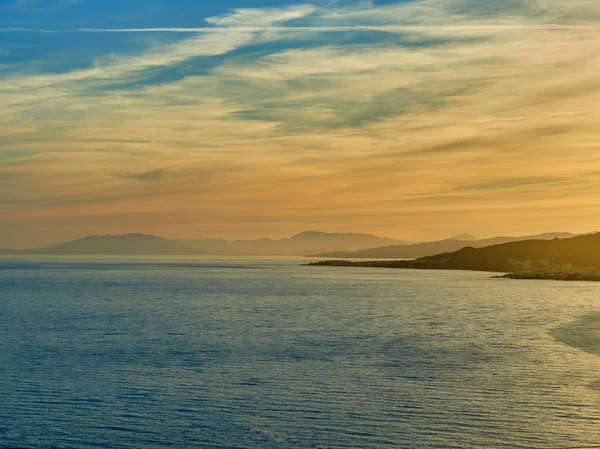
[0,0,599,247]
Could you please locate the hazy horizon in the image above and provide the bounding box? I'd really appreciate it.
[1,228,588,251]
[3,2,600,444]
[1,0,599,248]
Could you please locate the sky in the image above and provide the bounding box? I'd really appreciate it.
[1,0,599,248]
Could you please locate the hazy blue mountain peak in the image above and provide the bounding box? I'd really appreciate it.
[452,234,479,241]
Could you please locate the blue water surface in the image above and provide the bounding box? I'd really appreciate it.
[2,256,600,448]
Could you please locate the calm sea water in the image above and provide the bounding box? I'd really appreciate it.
[2,256,600,449]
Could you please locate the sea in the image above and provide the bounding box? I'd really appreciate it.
[2,256,600,449]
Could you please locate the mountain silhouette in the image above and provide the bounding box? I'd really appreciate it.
[34,233,198,255]
[176,231,407,256]
[313,232,576,259]
[310,233,600,280]
[451,234,478,241]
[1,231,407,256]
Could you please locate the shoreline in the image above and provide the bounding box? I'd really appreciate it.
[496,271,600,282]
[308,260,600,282]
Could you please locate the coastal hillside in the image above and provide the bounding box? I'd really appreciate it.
[312,232,576,259]
[414,233,600,272]
[310,233,600,279]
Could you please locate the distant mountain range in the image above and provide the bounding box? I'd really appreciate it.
[0,231,407,256]
[26,234,198,256]
[312,232,576,259]
[176,231,406,256]
[0,231,584,258]
[451,234,478,241]
[310,232,600,280]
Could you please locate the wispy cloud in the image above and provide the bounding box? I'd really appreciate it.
[1,24,597,34]
[0,27,63,32]
[206,4,317,26]
[1,0,599,246]
[115,169,167,182]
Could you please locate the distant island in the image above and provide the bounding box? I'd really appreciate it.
[0,231,407,256]
[309,233,600,282]
[175,231,406,256]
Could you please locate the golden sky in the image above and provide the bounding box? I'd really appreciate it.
[1,0,599,248]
